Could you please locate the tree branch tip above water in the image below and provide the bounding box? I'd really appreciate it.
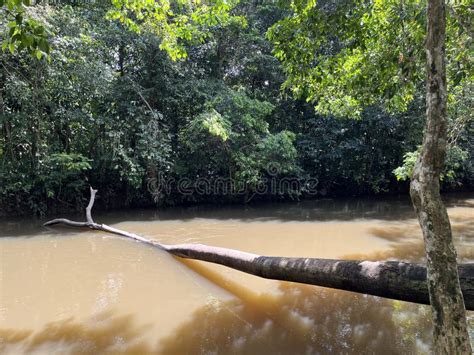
[43,186,474,311]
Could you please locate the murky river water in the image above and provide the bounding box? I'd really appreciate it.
[0,194,473,354]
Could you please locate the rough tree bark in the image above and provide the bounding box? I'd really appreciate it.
[409,0,471,352]
[44,187,474,311]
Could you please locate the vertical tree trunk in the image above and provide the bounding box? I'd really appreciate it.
[0,84,6,151]
[0,71,12,161]
[118,43,125,77]
[29,64,42,169]
[410,0,471,352]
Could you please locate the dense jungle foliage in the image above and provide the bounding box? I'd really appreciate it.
[0,0,472,216]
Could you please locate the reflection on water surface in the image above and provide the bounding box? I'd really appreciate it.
[0,194,473,354]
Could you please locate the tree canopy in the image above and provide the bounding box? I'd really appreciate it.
[1,0,473,350]
[268,0,472,118]
[0,0,472,215]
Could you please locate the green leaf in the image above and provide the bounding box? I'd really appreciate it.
[20,33,33,47]
[38,39,49,53]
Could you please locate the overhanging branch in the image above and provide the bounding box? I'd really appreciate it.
[44,187,474,310]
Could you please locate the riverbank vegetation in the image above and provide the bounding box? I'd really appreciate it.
[0,1,472,216]
[2,0,474,351]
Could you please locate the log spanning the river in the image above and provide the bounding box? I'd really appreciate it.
[44,187,474,310]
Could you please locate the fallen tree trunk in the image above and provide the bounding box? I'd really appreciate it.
[44,187,474,310]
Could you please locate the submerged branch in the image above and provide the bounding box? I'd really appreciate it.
[44,187,474,310]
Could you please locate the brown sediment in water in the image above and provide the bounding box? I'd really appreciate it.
[0,197,472,354]
[0,312,153,354]
[158,258,433,354]
[345,206,474,262]
[0,283,433,354]
[157,282,433,355]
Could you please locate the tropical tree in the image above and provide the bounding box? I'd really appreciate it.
[268,0,472,351]
[1,3,473,351]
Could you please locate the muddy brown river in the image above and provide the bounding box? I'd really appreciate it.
[1,194,473,354]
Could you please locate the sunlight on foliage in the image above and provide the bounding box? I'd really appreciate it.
[393,150,420,181]
[0,0,50,59]
[107,0,246,60]
[268,0,472,118]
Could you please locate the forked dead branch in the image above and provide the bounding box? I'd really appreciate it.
[44,187,474,311]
